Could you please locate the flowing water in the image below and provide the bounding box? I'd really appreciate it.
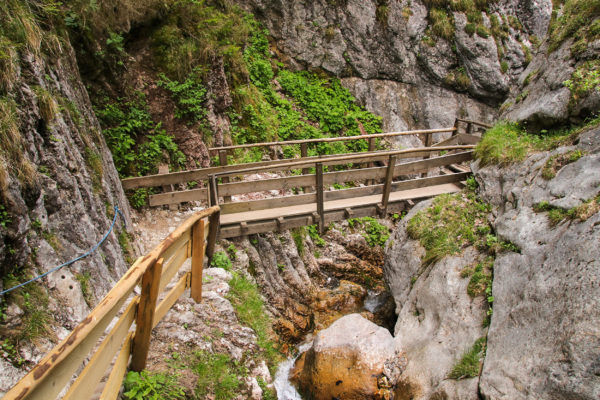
[274,341,313,399]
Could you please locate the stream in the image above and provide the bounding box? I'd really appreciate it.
[273,290,393,399]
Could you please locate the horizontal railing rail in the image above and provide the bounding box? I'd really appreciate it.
[4,206,221,400]
[207,127,456,152]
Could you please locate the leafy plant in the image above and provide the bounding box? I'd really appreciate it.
[0,204,11,228]
[210,251,232,270]
[158,68,208,122]
[307,224,325,247]
[348,217,390,247]
[291,227,306,256]
[123,370,185,400]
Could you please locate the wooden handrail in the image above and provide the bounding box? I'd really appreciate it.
[455,118,492,129]
[4,206,221,400]
[207,127,456,152]
[211,145,475,178]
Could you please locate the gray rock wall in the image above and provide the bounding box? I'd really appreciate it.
[474,126,600,399]
[382,126,600,399]
[0,39,132,393]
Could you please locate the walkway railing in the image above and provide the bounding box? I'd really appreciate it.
[3,206,221,400]
[121,121,488,208]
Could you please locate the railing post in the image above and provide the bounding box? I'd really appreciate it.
[130,258,163,372]
[421,133,433,178]
[209,175,219,207]
[366,136,376,186]
[219,150,231,202]
[191,219,205,303]
[315,162,325,234]
[467,122,473,134]
[380,155,396,217]
[301,142,312,193]
[452,118,459,137]
[206,209,220,265]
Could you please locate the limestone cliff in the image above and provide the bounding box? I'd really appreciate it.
[0,2,132,390]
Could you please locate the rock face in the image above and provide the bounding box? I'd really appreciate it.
[473,126,600,399]
[0,17,132,394]
[233,0,553,130]
[377,125,600,399]
[291,313,397,400]
[384,202,488,399]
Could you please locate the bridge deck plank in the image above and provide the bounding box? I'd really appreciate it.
[220,183,461,226]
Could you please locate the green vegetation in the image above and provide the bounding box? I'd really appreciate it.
[95,93,185,178]
[548,0,600,55]
[444,68,471,91]
[307,224,326,247]
[407,192,493,265]
[157,69,208,123]
[542,149,584,179]
[123,370,185,400]
[226,244,237,260]
[118,230,135,264]
[210,251,232,270]
[0,204,11,227]
[227,273,282,371]
[291,227,306,256]
[533,195,600,225]
[448,337,487,379]
[348,217,390,247]
[473,119,600,167]
[563,61,600,103]
[75,271,93,307]
[193,351,245,400]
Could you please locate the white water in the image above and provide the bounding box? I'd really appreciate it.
[274,341,313,400]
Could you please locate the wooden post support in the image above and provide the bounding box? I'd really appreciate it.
[130,258,163,372]
[209,175,219,207]
[380,155,396,217]
[191,220,205,303]
[218,150,231,202]
[301,143,311,193]
[452,118,459,137]
[315,162,325,234]
[158,165,177,211]
[206,209,220,264]
[277,217,285,231]
[344,207,354,218]
[421,133,433,178]
[366,137,376,185]
[467,122,473,134]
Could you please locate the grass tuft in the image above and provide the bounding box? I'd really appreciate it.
[407,192,492,265]
[448,337,487,379]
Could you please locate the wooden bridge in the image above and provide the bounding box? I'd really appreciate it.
[2,118,490,400]
[122,118,487,238]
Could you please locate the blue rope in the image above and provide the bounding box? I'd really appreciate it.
[0,205,126,297]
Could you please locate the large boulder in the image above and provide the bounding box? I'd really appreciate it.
[291,313,396,399]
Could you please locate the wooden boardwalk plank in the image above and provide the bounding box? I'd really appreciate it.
[220,183,461,226]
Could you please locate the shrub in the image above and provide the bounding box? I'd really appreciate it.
[563,61,600,103]
[429,8,455,41]
[307,224,325,247]
[476,24,490,38]
[157,68,207,122]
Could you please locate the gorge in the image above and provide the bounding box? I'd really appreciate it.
[0,0,599,399]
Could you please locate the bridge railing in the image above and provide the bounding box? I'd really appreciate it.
[3,206,221,400]
[208,146,476,236]
[121,121,487,208]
